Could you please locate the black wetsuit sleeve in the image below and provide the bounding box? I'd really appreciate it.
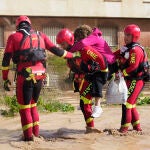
[50,46,65,57]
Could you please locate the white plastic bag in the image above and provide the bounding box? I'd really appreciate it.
[106,72,128,104]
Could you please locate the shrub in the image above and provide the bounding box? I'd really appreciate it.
[137,96,150,105]
[0,95,74,117]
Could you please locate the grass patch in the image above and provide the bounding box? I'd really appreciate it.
[0,95,19,117]
[37,96,74,113]
[47,55,68,74]
[0,95,74,117]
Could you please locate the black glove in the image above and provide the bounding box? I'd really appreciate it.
[3,79,11,91]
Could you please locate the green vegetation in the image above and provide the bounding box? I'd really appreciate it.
[137,96,150,105]
[145,47,150,60]
[47,55,68,74]
[0,95,19,117]
[0,93,149,117]
[37,96,74,113]
[47,55,67,66]
[0,95,74,117]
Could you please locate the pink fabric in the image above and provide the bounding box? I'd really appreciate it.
[71,28,116,64]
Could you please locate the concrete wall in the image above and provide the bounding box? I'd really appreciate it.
[0,0,150,18]
[0,0,150,47]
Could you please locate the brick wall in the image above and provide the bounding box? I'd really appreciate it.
[1,16,150,48]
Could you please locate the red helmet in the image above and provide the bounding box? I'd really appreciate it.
[16,15,31,28]
[124,24,140,42]
[56,28,74,45]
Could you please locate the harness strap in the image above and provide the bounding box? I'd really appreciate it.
[37,31,40,49]
[19,29,41,50]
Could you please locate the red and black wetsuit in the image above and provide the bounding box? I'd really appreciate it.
[67,45,108,128]
[2,29,73,140]
[114,43,147,131]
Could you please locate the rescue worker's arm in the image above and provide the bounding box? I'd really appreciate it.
[42,33,79,59]
[50,46,80,59]
[113,49,121,59]
[2,52,12,80]
[2,35,13,91]
[2,35,13,80]
[82,46,108,72]
[122,47,143,77]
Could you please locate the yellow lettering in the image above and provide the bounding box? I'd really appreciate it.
[128,80,136,95]
[130,53,136,64]
[87,50,98,60]
[32,37,38,40]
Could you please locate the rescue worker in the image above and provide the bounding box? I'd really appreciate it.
[114,24,148,133]
[1,15,79,141]
[71,25,109,118]
[56,28,107,133]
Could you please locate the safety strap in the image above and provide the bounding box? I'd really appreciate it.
[19,29,41,50]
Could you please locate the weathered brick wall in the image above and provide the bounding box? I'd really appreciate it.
[1,17,150,47]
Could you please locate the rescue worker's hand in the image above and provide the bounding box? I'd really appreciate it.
[3,79,11,91]
[73,51,81,58]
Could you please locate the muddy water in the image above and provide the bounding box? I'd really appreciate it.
[0,106,150,150]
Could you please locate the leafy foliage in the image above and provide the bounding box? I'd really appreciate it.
[137,96,150,105]
[0,95,19,117]
[0,95,74,117]
[37,97,75,113]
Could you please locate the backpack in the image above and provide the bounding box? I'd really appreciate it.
[13,29,46,64]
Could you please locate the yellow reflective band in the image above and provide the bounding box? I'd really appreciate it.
[126,102,133,109]
[123,69,129,76]
[33,121,39,127]
[61,50,67,58]
[2,66,9,70]
[80,96,92,104]
[132,120,140,127]
[19,104,31,109]
[22,123,33,131]
[79,78,84,91]
[31,103,37,108]
[126,102,136,109]
[101,68,108,72]
[132,104,136,108]
[121,123,131,127]
[86,117,93,124]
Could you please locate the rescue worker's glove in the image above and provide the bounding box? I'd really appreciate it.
[72,51,81,58]
[3,79,11,91]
